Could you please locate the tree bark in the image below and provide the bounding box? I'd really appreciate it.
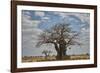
[53,43,66,60]
[53,43,62,60]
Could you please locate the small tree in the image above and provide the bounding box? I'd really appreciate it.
[42,50,52,59]
[36,23,81,60]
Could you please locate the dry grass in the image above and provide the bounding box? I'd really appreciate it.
[22,54,90,62]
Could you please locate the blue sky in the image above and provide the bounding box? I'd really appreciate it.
[22,10,90,57]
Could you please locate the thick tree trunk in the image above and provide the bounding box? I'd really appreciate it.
[56,52,61,60]
[63,49,66,56]
[59,43,66,60]
[59,47,63,60]
[53,42,67,60]
[53,43,62,60]
[56,47,63,60]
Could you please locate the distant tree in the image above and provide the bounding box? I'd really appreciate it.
[42,50,52,59]
[86,53,89,56]
[36,23,81,60]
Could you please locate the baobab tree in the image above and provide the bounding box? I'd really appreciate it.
[36,23,81,60]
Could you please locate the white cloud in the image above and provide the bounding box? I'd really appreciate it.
[22,20,40,29]
[32,28,43,37]
[53,12,67,19]
[73,13,90,24]
[53,12,90,24]
[24,11,31,15]
[81,28,86,32]
[22,11,41,30]
[22,11,46,56]
[31,20,40,27]
[42,17,50,20]
[40,17,50,23]
[34,11,45,17]
[81,26,90,33]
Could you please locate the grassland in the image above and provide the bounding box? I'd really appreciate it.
[22,54,90,62]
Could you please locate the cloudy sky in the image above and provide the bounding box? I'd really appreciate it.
[22,10,90,57]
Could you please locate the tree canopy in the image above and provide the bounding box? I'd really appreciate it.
[36,23,81,60]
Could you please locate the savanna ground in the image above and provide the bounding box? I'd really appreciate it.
[22,54,90,62]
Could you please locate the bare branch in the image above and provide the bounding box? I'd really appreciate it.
[65,32,82,48]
